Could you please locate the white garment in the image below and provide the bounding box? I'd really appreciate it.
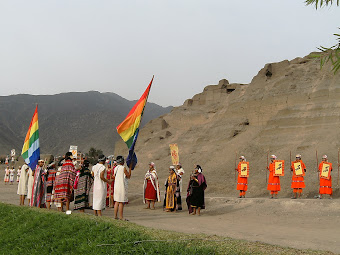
[17,165,30,195]
[92,163,106,210]
[176,168,185,192]
[9,169,15,182]
[27,168,34,200]
[114,165,128,203]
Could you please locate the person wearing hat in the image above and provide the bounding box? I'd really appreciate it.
[113,156,132,220]
[186,165,207,215]
[318,155,333,199]
[92,155,112,216]
[30,159,47,207]
[54,152,77,211]
[143,162,160,209]
[267,155,281,199]
[290,154,306,199]
[164,166,180,212]
[235,156,248,198]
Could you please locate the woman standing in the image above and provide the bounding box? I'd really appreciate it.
[186,165,207,216]
[4,166,10,184]
[164,166,179,212]
[114,156,131,220]
[106,162,115,208]
[92,155,111,216]
[9,167,15,185]
[143,162,160,209]
[74,160,93,212]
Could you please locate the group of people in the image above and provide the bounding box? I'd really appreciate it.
[143,162,208,215]
[15,152,132,220]
[14,151,208,219]
[3,166,20,184]
[236,154,335,199]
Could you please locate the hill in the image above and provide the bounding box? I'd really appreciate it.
[0,91,172,156]
[114,52,340,198]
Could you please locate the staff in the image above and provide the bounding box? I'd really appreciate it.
[316,150,319,181]
[266,151,268,184]
[234,151,237,181]
[337,148,340,187]
[290,151,292,175]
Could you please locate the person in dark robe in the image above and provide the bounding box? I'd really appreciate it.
[186,165,207,216]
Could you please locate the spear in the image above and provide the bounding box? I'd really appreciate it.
[316,150,319,181]
[337,148,340,187]
[290,151,292,175]
[234,151,237,181]
[266,151,268,184]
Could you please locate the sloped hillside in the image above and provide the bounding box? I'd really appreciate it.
[115,52,340,198]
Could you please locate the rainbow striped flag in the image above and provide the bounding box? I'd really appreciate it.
[21,105,40,170]
[116,76,153,169]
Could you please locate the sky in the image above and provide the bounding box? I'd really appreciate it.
[0,1,339,107]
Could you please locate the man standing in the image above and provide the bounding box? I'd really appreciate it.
[236,156,249,198]
[291,154,306,199]
[318,155,333,199]
[267,155,281,199]
[30,159,47,207]
[54,152,76,212]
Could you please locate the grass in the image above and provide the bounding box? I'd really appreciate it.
[0,203,334,255]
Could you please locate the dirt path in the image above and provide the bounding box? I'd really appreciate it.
[1,181,339,254]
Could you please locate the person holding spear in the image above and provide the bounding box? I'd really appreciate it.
[290,154,306,199]
[235,156,249,198]
[267,155,281,199]
[318,155,333,199]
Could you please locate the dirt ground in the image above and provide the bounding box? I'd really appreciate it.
[1,181,339,254]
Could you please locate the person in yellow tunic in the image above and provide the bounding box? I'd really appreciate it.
[163,166,179,212]
[318,155,333,199]
[235,156,248,198]
[290,154,306,199]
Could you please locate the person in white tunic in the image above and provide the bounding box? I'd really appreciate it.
[27,167,34,205]
[113,156,132,220]
[9,167,15,184]
[17,163,31,205]
[92,155,112,216]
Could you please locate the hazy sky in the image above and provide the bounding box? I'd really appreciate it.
[0,1,339,107]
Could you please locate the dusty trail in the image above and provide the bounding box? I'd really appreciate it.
[1,182,339,254]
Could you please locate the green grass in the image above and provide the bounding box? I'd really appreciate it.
[0,203,334,255]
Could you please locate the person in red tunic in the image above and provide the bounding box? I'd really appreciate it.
[291,154,306,199]
[143,162,160,209]
[235,156,248,198]
[106,162,115,207]
[267,155,281,199]
[318,155,333,199]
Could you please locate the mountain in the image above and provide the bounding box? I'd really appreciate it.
[114,52,340,198]
[0,91,172,157]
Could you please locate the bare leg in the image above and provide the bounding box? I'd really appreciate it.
[145,200,150,209]
[94,210,98,216]
[197,207,201,216]
[151,201,155,209]
[79,209,84,213]
[98,210,102,217]
[192,207,196,215]
[119,203,124,220]
[114,201,119,219]
[46,202,51,210]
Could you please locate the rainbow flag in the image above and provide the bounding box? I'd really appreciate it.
[21,105,40,170]
[116,76,153,168]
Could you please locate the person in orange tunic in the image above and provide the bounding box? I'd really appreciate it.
[236,156,248,198]
[267,155,281,199]
[318,155,333,199]
[290,154,306,199]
